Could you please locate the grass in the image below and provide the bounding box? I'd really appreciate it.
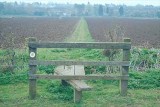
[66,17,94,42]
[37,48,107,61]
[0,17,160,107]
[0,81,160,107]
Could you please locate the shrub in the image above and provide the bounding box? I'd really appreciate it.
[130,48,160,71]
[0,33,15,73]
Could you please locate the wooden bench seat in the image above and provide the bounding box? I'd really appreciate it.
[69,80,92,91]
[54,65,92,103]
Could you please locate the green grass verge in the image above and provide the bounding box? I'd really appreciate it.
[0,80,160,107]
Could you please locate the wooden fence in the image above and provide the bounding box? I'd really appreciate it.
[28,38,131,99]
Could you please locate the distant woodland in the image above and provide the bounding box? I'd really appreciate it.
[0,2,160,18]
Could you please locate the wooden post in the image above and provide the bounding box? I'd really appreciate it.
[120,38,130,96]
[74,89,82,103]
[29,37,37,99]
[61,66,68,86]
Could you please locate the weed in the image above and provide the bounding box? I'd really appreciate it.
[38,65,56,74]
[128,69,160,89]
[85,66,106,74]
[130,47,160,71]
[0,72,28,85]
[47,81,73,101]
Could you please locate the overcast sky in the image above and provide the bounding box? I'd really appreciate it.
[1,0,160,6]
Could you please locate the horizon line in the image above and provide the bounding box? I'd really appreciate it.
[0,1,160,6]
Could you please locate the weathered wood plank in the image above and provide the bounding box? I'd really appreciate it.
[29,74,129,80]
[29,60,130,66]
[120,38,131,96]
[55,65,85,75]
[28,42,131,49]
[69,80,92,91]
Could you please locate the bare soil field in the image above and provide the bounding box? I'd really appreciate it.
[86,17,160,48]
[1,17,159,48]
[0,17,79,48]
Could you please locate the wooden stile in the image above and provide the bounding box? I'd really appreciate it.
[28,38,131,102]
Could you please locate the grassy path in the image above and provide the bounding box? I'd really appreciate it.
[66,18,93,42]
[35,18,104,61]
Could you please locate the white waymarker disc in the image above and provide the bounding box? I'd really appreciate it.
[30,52,36,58]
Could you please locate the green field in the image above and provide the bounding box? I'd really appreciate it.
[0,18,160,107]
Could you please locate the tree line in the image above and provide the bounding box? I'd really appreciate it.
[0,2,160,18]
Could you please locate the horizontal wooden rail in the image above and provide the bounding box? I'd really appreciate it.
[29,74,129,80]
[28,42,131,49]
[29,60,130,66]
